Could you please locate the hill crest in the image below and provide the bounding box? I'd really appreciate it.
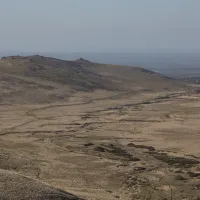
[0,55,184,103]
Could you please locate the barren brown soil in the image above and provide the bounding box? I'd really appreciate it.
[0,56,200,200]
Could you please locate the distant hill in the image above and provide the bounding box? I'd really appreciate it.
[0,55,184,104]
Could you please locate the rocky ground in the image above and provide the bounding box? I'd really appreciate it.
[0,89,200,200]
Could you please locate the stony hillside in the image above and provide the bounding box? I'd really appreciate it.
[0,55,184,103]
[0,169,81,200]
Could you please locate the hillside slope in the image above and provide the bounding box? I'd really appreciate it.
[0,169,81,200]
[0,55,184,103]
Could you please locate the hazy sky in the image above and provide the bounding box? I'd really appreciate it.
[0,0,200,52]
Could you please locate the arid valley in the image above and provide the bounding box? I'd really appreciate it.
[0,56,200,200]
